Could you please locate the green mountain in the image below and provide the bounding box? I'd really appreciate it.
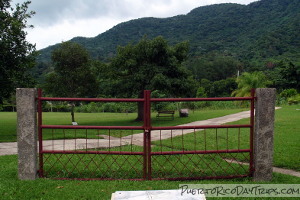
[37,0,300,66]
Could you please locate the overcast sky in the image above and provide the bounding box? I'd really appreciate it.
[12,0,258,50]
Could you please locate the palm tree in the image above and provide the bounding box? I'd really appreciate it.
[232,71,270,97]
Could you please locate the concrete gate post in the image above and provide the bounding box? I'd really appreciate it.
[16,88,38,180]
[253,88,276,181]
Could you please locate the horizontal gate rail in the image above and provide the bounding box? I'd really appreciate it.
[39,97,144,102]
[152,125,251,130]
[151,97,253,102]
[42,150,144,155]
[38,96,253,103]
[41,125,144,130]
[151,149,251,155]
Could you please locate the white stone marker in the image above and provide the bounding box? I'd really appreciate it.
[111,190,206,200]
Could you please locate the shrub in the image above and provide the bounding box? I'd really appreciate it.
[288,94,300,105]
[74,102,137,113]
[280,89,298,99]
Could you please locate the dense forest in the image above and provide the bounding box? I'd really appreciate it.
[1,0,300,112]
[37,0,300,64]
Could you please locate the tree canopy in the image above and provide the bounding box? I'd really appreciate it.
[232,71,270,97]
[0,0,36,104]
[273,61,299,92]
[44,42,98,98]
[110,36,196,97]
[44,41,98,122]
[109,36,196,120]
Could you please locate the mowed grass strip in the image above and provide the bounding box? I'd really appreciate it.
[0,155,299,200]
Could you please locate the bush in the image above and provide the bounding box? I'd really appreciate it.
[74,102,137,113]
[42,102,70,112]
[280,89,298,99]
[288,94,300,105]
[276,96,288,106]
[151,90,177,112]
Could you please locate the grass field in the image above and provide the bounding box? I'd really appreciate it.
[0,105,299,199]
[0,155,299,200]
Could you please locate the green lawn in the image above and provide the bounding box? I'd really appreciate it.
[0,155,299,200]
[0,105,299,199]
[272,105,300,171]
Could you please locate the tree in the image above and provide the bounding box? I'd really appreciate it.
[0,0,36,104]
[210,78,237,97]
[44,42,98,122]
[232,71,270,97]
[186,54,241,82]
[275,61,299,91]
[110,36,196,120]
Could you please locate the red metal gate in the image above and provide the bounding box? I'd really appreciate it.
[37,89,255,180]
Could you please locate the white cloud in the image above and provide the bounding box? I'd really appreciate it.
[27,17,127,49]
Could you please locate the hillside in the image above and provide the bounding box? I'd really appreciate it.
[37,0,300,67]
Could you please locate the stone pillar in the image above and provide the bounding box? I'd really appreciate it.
[16,88,38,180]
[253,88,276,181]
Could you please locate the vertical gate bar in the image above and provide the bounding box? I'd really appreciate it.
[182,129,184,151]
[171,130,173,152]
[204,129,207,151]
[194,129,196,151]
[143,90,148,180]
[52,129,54,151]
[226,128,229,150]
[109,129,111,152]
[86,129,88,151]
[131,130,133,152]
[216,129,218,150]
[238,128,241,150]
[63,129,66,151]
[144,90,152,180]
[119,130,122,152]
[147,131,152,180]
[249,88,255,176]
[97,130,100,151]
[37,88,44,177]
[75,129,77,151]
[143,128,147,180]
[160,130,162,153]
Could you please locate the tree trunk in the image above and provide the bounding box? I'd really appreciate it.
[71,103,75,122]
[136,91,144,121]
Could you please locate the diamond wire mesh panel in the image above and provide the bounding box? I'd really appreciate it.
[43,154,144,179]
[40,127,251,180]
[41,129,145,180]
[150,128,251,180]
[151,153,250,179]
